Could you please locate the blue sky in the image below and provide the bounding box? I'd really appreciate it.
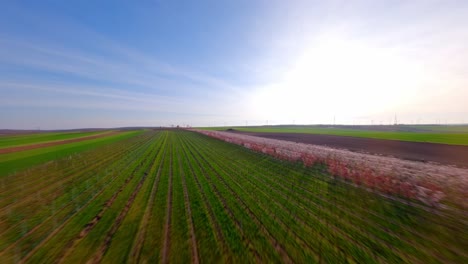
[1,0,467,129]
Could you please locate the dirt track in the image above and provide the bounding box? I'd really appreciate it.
[234,131,468,168]
[0,131,119,154]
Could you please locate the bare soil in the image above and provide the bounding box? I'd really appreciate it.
[232,131,468,168]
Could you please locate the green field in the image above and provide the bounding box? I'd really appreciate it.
[201,125,468,145]
[0,131,142,176]
[0,131,108,149]
[0,130,465,263]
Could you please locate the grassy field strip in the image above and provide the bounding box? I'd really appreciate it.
[0,132,159,262]
[4,132,157,262]
[200,133,444,234]
[176,134,265,263]
[161,138,174,264]
[0,131,143,176]
[166,138,191,263]
[193,142,416,258]
[2,143,149,261]
[177,135,270,262]
[98,132,167,263]
[183,133,318,261]
[0,133,153,242]
[0,131,105,149]
[0,130,465,263]
[0,132,153,197]
[0,131,118,153]
[126,132,169,263]
[175,140,199,263]
[250,152,468,257]
[203,126,468,145]
[233,127,468,145]
[0,137,150,247]
[177,138,235,262]
[191,139,420,263]
[184,142,262,263]
[176,137,224,262]
[93,132,169,263]
[0,132,154,237]
[49,134,163,263]
[418,125,468,133]
[185,135,363,261]
[183,136,283,262]
[0,132,132,163]
[183,135,270,262]
[202,125,468,133]
[194,133,464,260]
[186,133,464,262]
[55,132,165,263]
[89,140,165,264]
[138,133,172,262]
[180,134,298,262]
[0,133,152,217]
[1,138,139,209]
[183,133,355,263]
[196,134,452,262]
[184,134,280,261]
[220,132,468,260]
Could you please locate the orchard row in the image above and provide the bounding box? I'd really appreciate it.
[0,130,465,263]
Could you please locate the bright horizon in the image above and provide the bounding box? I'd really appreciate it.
[1,1,468,129]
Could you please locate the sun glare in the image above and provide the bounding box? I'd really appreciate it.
[251,37,424,123]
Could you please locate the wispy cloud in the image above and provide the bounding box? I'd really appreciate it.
[1,1,467,128]
[0,37,240,95]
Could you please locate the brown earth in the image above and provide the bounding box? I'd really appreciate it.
[233,131,468,168]
[0,131,119,154]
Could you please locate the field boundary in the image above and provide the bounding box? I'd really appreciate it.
[0,131,119,154]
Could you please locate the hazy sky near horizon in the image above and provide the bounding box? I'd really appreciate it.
[1,0,467,129]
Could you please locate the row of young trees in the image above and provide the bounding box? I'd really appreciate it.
[194,130,467,209]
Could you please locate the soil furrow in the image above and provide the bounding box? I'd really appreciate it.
[89,169,151,264]
[161,143,174,264]
[189,135,401,262]
[176,150,200,264]
[128,135,168,263]
[0,135,153,260]
[181,134,276,262]
[54,141,159,263]
[179,139,230,261]
[183,136,294,263]
[0,133,151,212]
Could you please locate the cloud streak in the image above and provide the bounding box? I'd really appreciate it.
[1,1,467,128]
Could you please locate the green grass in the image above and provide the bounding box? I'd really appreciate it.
[0,131,143,176]
[0,131,107,149]
[408,125,468,133]
[0,130,465,263]
[200,125,468,145]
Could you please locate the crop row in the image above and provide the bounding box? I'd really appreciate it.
[194,129,468,210]
[0,130,465,263]
[186,131,467,262]
[0,131,160,261]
